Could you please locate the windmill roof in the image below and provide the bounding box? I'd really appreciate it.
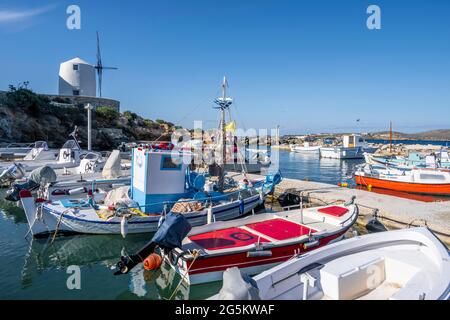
[62,57,93,66]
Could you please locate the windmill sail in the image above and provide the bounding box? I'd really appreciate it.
[94,31,118,97]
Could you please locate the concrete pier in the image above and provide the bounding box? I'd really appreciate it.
[229,173,450,245]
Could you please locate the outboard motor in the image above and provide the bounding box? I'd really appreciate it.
[0,163,25,185]
[114,212,192,275]
[5,166,57,202]
[277,192,301,207]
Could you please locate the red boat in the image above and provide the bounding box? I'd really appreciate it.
[355,165,450,196]
[152,142,174,150]
[165,202,358,285]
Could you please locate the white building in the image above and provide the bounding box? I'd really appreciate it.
[58,57,96,97]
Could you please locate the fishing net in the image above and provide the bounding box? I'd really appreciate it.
[171,199,204,213]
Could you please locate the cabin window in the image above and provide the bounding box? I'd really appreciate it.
[160,155,182,170]
[349,136,355,144]
[419,174,446,181]
[358,138,364,143]
[73,90,80,96]
[73,64,79,71]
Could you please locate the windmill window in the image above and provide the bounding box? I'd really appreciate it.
[73,64,79,71]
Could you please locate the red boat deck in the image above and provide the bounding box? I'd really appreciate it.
[317,206,349,217]
[189,227,270,251]
[246,219,316,241]
[189,218,317,250]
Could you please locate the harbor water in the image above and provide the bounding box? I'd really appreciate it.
[0,149,439,300]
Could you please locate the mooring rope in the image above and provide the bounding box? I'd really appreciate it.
[168,249,200,300]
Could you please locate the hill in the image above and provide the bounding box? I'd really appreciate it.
[0,86,180,150]
[365,130,450,141]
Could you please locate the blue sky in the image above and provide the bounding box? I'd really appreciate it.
[1,0,449,134]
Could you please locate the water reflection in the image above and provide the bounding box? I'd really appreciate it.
[19,232,216,300]
[0,199,27,223]
[284,151,364,186]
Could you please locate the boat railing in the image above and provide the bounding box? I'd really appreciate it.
[114,180,271,215]
[339,204,359,226]
[0,142,34,148]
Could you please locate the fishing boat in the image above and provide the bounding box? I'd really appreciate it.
[212,228,450,300]
[320,134,377,159]
[355,164,450,195]
[364,151,450,170]
[161,200,358,285]
[19,147,280,237]
[223,148,271,173]
[18,78,282,237]
[292,142,321,154]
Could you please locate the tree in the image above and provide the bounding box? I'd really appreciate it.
[96,106,119,122]
[123,111,138,122]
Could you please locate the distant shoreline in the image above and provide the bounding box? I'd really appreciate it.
[366,139,450,147]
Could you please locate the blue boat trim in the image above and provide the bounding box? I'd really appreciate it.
[43,196,260,225]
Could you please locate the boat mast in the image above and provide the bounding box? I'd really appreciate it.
[214,77,231,192]
[389,121,393,154]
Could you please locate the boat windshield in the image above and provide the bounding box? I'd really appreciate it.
[80,153,99,160]
[35,141,49,150]
[61,140,80,150]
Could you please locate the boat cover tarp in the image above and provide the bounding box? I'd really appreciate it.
[102,150,121,179]
[104,186,136,208]
[4,166,55,202]
[29,166,57,184]
[151,213,192,250]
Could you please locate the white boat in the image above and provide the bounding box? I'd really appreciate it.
[0,142,35,159]
[19,149,280,237]
[293,142,321,153]
[320,134,378,159]
[212,228,450,300]
[22,141,59,161]
[3,150,125,203]
[0,126,107,174]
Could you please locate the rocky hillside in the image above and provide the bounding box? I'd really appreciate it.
[0,87,180,150]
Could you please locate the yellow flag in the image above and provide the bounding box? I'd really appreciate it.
[225,121,236,133]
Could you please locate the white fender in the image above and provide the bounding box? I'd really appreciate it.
[207,205,213,224]
[121,216,128,238]
[259,190,264,205]
[19,190,48,236]
[68,187,86,195]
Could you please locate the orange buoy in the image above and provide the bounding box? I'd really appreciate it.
[143,253,162,271]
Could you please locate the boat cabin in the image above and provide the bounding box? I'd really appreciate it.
[131,148,193,212]
[343,134,368,148]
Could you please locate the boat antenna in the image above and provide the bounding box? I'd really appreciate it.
[214,77,232,192]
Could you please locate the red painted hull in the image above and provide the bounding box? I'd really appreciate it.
[181,230,347,277]
[355,175,450,195]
